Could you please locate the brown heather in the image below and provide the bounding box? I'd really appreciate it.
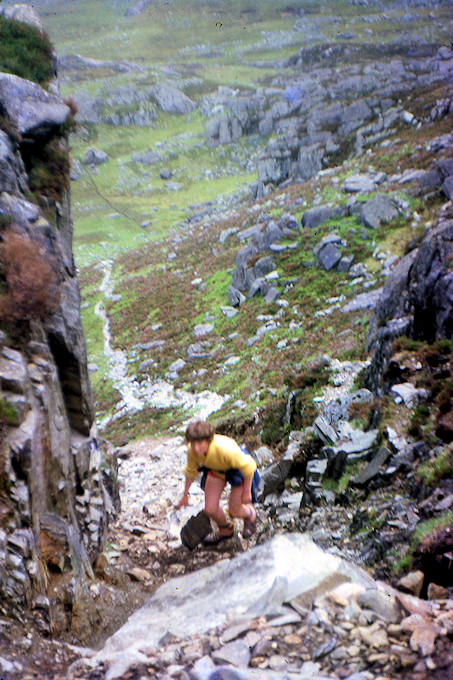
[0,230,60,327]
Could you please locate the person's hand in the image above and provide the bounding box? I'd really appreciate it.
[176,495,189,509]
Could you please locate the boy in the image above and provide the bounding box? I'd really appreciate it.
[177,420,257,543]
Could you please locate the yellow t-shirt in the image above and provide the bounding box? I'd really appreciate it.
[184,434,256,481]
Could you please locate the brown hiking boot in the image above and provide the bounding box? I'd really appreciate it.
[242,506,257,539]
[203,519,234,545]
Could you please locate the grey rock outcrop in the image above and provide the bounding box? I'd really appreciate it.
[0,19,118,632]
[57,54,142,75]
[199,42,452,193]
[148,83,196,115]
[302,204,336,229]
[131,148,162,164]
[314,234,344,271]
[83,146,108,166]
[206,114,243,146]
[359,194,399,229]
[365,216,453,393]
[124,0,154,17]
[86,533,374,677]
[71,91,103,125]
[0,73,69,138]
[0,130,29,194]
[231,217,298,298]
[0,3,44,32]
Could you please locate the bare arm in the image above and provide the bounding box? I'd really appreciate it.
[176,476,193,508]
[241,476,253,504]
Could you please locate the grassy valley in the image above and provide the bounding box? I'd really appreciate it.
[9,0,451,451]
[1,4,453,672]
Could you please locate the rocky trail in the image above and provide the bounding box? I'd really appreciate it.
[94,259,227,430]
[1,4,453,680]
[1,410,452,679]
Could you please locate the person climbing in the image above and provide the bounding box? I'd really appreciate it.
[176,419,258,544]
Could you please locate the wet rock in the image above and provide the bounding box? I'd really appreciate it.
[180,511,212,551]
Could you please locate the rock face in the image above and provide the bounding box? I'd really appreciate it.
[0,9,118,633]
[201,44,453,193]
[89,533,375,676]
[365,216,453,393]
[0,73,67,137]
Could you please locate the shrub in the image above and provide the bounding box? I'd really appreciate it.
[0,398,19,427]
[348,398,379,431]
[0,16,54,87]
[0,230,60,328]
[416,447,453,486]
[24,139,70,204]
[0,110,21,144]
[407,403,431,438]
[394,510,453,574]
[291,358,331,391]
[0,399,17,495]
[260,397,288,445]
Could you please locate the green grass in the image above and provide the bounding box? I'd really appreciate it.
[0,15,54,86]
[415,447,453,486]
[394,511,453,574]
[0,398,19,427]
[21,0,450,445]
[69,106,255,268]
[40,0,316,65]
[102,404,187,447]
[202,269,234,314]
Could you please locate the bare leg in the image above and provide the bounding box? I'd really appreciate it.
[204,474,229,528]
[228,485,256,521]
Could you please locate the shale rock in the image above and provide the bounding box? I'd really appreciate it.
[0,22,118,633]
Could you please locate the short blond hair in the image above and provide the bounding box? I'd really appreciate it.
[185,420,214,443]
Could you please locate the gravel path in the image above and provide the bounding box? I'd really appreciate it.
[94,260,227,430]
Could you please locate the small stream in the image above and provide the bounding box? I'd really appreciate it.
[94,260,227,429]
